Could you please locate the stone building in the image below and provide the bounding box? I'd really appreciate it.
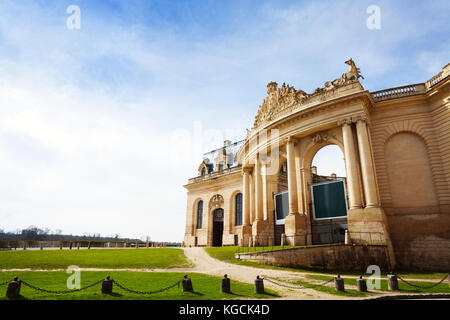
[184,60,450,270]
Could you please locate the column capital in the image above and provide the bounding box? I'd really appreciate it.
[337,117,352,126]
[338,115,368,127]
[284,136,298,144]
[352,114,368,124]
[242,167,253,174]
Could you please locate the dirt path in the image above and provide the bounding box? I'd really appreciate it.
[181,247,335,300]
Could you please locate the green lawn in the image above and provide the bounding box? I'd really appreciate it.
[204,246,308,272]
[306,274,450,294]
[0,248,191,269]
[0,271,278,300]
[205,246,449,281]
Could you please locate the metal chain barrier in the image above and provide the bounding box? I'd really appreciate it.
[262,276,334,290]
[112,279,181,295]
[21,279,103,294]
[395,274,449,290]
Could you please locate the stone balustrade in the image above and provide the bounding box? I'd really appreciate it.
[187,165,242,184]
[371,83,425,102]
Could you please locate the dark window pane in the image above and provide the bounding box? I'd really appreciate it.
[197,200,203,229]
[235,193,242,226]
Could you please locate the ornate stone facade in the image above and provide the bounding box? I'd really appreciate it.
[184,60,450,271]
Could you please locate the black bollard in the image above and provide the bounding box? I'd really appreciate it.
[254,276,264,294]
[102,276,113,294]
[221,274,231,293]
[388,274,398,291]
[357,276,367,292]
[182,275,193,292]
[334,275,345,292]
[6,277,21,298]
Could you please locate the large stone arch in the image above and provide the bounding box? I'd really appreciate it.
[301,137,345,171]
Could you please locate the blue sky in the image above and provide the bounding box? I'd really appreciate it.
[0,0,448,241]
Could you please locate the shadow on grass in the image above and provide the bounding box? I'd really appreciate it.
[103,292,124,297]
[185,291,205,296]
[260,291,280,297]
[7,294,28,300]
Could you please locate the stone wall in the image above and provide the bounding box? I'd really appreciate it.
[391,233,450,271]
[236,244,390,271]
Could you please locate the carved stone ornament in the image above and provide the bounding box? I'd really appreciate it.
[311,131,329,144]
[310,131,337,144]
[253,59,364,128]
[209,194,224,210]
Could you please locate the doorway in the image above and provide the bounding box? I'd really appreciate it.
[212,208,224,247]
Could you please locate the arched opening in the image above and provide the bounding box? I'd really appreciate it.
[309,145,348,244]
[212,208,224,247]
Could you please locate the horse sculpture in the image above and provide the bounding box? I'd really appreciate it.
[344,58,364,81]
[324,58,364,90]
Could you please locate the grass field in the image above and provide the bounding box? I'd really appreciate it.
[0,271,278,300]
[205,246,449,280]
[0,248,191,269]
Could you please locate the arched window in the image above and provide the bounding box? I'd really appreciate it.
[235,193,243,226]
[201,167,206,176]
[196,201,203,229]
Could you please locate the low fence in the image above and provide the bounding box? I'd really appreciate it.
[3,273,448,299]
[0,240,173,250]
[0,275,186,298]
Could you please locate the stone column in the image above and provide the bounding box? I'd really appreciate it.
[262,164,269,221]
[341,120,362,209]
[286,137,298,214]
[355,118,379,208]
[254,156,263,221]
[284,137,307,245]
[249,172,255,223]
[242,168,251,226]
[294,144,304,214]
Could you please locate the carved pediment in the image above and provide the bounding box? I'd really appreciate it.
[253,59,364,129]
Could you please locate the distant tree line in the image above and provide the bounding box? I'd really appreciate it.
[0,226,180,246]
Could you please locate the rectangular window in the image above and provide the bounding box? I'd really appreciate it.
[274,192,289,224]
[311,180,348,220]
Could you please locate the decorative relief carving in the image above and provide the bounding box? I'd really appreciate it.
[310,131,337,144]
[253,59,364,128]
[209,194,224,210]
